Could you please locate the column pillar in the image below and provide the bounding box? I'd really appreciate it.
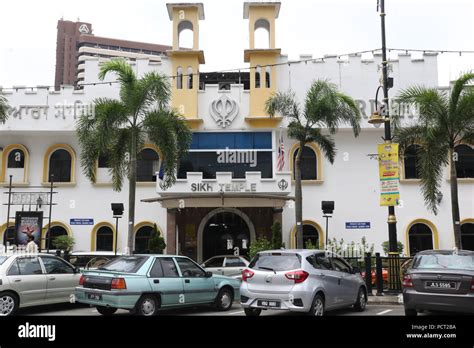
[166,209,177,255]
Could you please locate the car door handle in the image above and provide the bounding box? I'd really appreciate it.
[153,279,160,284]
[13,279,21,282]
[217,269,222,271]
[48,277,56,281]
[185,279,190,283]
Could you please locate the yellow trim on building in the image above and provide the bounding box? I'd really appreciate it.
[289,220,325,249]
[90,221,116,252]
[0,144,30,184]
[41,221,73,250]
[0,221,15,244]
[289,142,324,182]
[405,218,440,255]
[42,144,76,185]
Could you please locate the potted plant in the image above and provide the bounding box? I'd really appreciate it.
[148,224,166,254]
[52,235,75,261]
[249,236,272,260]
[271,221,285,249]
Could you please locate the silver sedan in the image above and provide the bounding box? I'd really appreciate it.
[0,254,81,315]
[240,250,367,316]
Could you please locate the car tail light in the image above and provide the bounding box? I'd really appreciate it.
[402,274,413,288]
[285,270,309,283]
[79,275,85,286]
[470,278,474,292]
[242,269,254,282]
[111,278,127,290]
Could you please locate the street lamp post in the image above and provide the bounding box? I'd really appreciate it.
[369,0,400,291]
[111,203,124,255]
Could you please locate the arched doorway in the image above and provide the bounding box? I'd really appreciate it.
[134,225,154,254]
[461,221,474,251]
[44,225,69,250]
[198,208,255,262]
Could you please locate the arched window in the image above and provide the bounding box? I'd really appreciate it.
[454,144,474,178]
[1,144,29,184]
[303,224,319,249]
[134,225,154,254]
[178,20,194,49]
[255,66,261,88]
[177,67,183,89]
[254,18,270,49]
[7,149,25,169]
[49,149,72,182]
[293,145,317,180]
[461,222,474,251]
[187,66,193,89]
[408,223,434,256]
[96,226,114,251]
[2,225,15,246]
[45,225,69,250]
[137,148,160,182]
[265,66,271,88]
[404,144,421,179]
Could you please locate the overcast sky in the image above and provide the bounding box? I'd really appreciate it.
[0,0,473,88]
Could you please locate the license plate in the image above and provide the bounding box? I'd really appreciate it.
[87,293,102,300]
[425,281,456,289]
[257,300,280,308]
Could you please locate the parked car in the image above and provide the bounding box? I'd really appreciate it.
[75,255,241,316]
[240,250,367,316]
[69,251,124,270]
[201,255,249,276]
[0,254,81,316]
[402,249,474,316]
[361,268,389,286]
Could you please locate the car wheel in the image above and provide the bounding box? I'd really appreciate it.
[353,287,367,312]
[0,292,18,316]
[136,295,160,316]
[215,288,233,311]
[308,294,325,316]
[96,306,117,316]
[244,308,262,316]
[404,307,418,316]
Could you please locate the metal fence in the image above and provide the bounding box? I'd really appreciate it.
[326,248,413,294]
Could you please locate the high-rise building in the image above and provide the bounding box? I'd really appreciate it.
[54,19,171,89]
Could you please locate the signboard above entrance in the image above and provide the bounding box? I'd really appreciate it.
[157,172,292,196]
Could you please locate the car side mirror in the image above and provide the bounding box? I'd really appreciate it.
[205,271,212,278]
[352,267,361,274]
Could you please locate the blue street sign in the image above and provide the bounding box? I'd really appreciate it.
[345,222,371,229]
[70,218,94,225]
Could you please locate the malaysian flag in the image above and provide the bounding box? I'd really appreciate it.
[277,133,285,171]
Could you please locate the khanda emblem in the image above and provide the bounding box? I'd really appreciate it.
[210,94,239,128]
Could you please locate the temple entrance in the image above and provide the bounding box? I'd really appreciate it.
[202,211,251,261]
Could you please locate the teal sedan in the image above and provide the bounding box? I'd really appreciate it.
[74,255,240,316]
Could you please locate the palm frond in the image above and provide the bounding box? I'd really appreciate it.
[265,91,301,121]
[449,71,474,116]
[134,71,171,114]
[396,86,449,128]
[0,93,9,124]
[107,129,131,192]
[416,132,449,214]
[143,109,192,189]
[307,128,336,164]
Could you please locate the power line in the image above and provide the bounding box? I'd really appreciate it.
[1,47,473,92]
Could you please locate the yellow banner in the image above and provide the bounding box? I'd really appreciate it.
[378,143,400,206]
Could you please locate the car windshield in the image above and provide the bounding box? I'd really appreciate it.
[249,253,301,271]
[413,253,474,271]
[0,256,8,265]
[98,256,147,273]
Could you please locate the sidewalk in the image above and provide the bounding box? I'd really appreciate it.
[367,290,403,305]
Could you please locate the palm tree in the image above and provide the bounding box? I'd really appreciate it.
[77,59,192,252]
[0,92,9,124]
[395,72,474,249]
[266,80,361,248]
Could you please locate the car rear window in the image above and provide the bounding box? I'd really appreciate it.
[249,253,301,271]
[99,256,147,273]
[0,256,8,266]
[413,253,474,271]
